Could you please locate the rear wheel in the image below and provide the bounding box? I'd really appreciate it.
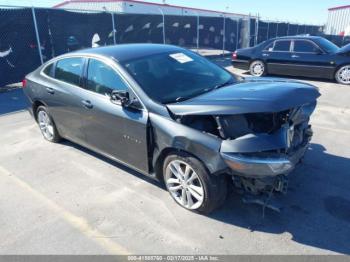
[163,152,227,214]
[36,106,61,143]
[335,65,350,85]
[249,60,266,77]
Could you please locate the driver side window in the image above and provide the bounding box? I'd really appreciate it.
[86,59,128,95]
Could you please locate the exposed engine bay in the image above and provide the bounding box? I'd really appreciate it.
[175,102,315,153]
[173,102,316,212]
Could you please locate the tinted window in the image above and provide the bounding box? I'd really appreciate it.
[273,40,291,52]
[55,58,84,86]
[121,50,235,104]
[294,40,320,53]
[315,38,339,53]
[264,42,274,51]
[87,59,128,95]
[43,63,54,77]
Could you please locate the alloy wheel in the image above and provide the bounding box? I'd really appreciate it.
[336,66,350,84]
[165,160,204,210]
[38,110,54,140]
[250,61,265,76]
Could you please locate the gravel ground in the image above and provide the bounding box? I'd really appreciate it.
[0,58,349,255]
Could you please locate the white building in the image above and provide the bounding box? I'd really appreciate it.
[325,5,350,36]
[53,0,251,20]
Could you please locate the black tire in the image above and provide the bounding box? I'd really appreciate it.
[36,106,61,143]
[163,152,227,214]
[249,60,267,77]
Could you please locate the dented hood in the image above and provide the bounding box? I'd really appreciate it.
[167,78,320,115]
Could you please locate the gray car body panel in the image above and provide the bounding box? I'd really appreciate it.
[149,113,227,174]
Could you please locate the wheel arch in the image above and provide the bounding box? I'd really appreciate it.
[153,147,212,182]
[32,100,48,122]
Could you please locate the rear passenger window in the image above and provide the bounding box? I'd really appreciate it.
[43,63,54,77]
[264,42,274,51]
[55,57,84,86]
[86,59,128,95]
[273,40,291,52]
[294,40,320,53]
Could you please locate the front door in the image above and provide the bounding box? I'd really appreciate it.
[80,58,149,173]
[289,40,336,79]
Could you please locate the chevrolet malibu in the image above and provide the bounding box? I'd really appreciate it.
[23,44,320,213]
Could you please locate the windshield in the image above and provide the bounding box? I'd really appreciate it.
[121,50,236,104]
[316,38,339,53]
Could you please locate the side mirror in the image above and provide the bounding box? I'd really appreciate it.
[110,90,130,107]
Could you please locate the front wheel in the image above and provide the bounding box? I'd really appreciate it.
[335,65,350,85]
[163,152,227,214]
[249,60,266,77]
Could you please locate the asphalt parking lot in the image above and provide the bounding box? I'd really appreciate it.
[0,57,349,255]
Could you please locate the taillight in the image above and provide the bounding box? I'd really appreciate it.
[22,79,27,88]
[232,51,237,60]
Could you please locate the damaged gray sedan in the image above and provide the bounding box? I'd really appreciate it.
[23,44,320,213]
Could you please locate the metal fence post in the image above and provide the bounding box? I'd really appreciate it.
[287,23,290,36]
[266,21,270,41]
[31,6,43,64]
[111,12,116,45]
[236,19,239,50]
[158,8,165,44]
[276,22,279,37]
[222,14,226,55]
[255,14,259,45]
[196,13,199,52]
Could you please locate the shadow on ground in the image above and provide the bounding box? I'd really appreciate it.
[64,139,350,254]
[0,88,28,115]
[209,143,350,254]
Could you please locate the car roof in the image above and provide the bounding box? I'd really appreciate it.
[271,35,323,41]
[72,44,183,62]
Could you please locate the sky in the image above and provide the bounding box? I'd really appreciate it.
[0,0,348,25]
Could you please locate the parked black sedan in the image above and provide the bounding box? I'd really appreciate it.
[23,44,320,213]
[232,36,350,84]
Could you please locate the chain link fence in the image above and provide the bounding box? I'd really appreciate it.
[1,5,346,87]
[251,18,324,46]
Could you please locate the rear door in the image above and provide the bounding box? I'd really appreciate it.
[79,58,149,173]
[42,57,87,144]
[290,40,335,79]
[264,40,295,75]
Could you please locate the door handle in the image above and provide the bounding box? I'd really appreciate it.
[291,55,300,58]
[262,53,269,57]
[81,100,93,109]
[46,87,55,94]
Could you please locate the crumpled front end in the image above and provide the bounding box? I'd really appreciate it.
[220,102,316,178]
[171,103,318,200]
[166,79,320,200]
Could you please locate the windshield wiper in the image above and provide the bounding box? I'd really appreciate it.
[175,96,187,102]
[212,79,235,90]
[167,79,235,104]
